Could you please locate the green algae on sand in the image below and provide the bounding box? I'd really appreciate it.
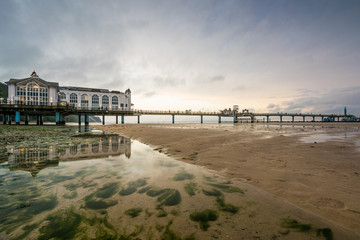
[38,209,81,240]
[95,182,120,199]
[83,193,117,210]
[125,208,143,218]
[173,170,194,181]
[190,209,218,231]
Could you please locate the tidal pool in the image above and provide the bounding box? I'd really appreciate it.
[0,126,349,239]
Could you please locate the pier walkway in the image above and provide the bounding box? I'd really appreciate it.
[0,103,357,125]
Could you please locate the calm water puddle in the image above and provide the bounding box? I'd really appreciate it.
[299,131,360,144]
[0,127,343,239]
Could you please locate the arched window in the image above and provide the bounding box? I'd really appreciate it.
[59,92,66,101]
[16,86,26,104]
[81,144,88,153]
[92,143,99,153]
[102,95,109,110]
[92,95,99,110]
[81,94,88,109]
[112,96,118,110]
[70,93,77,104]
[70,145,77,155]
[26,82,39,105]
[102,140,109,152]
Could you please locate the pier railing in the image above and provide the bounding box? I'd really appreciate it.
[0,103,358,125]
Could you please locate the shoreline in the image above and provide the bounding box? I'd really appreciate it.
[95,122,360,235]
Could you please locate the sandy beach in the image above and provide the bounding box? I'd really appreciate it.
[95,122,360,237]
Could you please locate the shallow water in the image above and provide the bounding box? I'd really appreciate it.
[0,126,350,239]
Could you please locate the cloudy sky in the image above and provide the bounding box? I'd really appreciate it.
[1,0,359,115]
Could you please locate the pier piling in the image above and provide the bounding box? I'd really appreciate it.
[85,115,89,126]
[15,112,20,125]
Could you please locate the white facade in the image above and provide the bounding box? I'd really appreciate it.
[6,71,132,110]
[7,71,59,105]
[59,87,131,111]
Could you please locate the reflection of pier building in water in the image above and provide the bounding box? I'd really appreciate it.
[7,136,131,177]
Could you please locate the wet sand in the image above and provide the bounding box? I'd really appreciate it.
[96,122,360,237]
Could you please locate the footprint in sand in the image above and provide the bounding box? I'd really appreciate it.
[313,198,345,209]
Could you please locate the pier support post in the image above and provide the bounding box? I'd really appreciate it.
[36,115,40,125]
[78,114,81,126]
[121,115,124,124]
[172,115,175,124]
[40,115,43,125]
[15,112,20,125]
[25,114,29,125]
[102,115,105,125]
[116,115,118,124]
[292,116,294,122]
[266,116,269,123]
[280,115,283,123]
[138,115,140,124]
[56,112,60,125]
[201,115,203,124]
[218,116,221,123]
[303,116,305,122]
[85,115,89,126]
[337,116,340,122]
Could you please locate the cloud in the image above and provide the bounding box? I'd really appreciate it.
[143,91,157,98]
[1,1,360,112]
[232,85,248,92]
[281,87,360,115]
[153,76,185,87]
[266,103,281,112]
[209,75,225,82]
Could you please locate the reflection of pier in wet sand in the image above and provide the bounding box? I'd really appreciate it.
[1,127,359,239]
[7,135,131,176]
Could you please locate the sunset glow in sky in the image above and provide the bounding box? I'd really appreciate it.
[1,0,359,115]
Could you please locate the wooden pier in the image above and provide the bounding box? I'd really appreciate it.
[0,104,357,125]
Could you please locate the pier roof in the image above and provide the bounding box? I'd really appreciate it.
[59,86,123,94]
[6,71,59,88]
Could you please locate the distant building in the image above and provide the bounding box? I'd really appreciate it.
[6,71,132,110]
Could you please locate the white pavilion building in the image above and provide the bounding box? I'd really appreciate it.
[6,71,132,111]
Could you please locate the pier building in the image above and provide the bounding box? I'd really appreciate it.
[6,71,132,111]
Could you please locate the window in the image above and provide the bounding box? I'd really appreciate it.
[59,92,66,101]
[102,95,109,109]
[81,94,89,109]
[16,86,26,104]
[70,145,77,155]
[39,87,48,105]
[26,82,39,105]
[70,93,77,104]
[92,143,99,153]
[92,95,99,110]
[112,96,118,110]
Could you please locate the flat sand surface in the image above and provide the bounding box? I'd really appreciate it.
[95,122,360,236]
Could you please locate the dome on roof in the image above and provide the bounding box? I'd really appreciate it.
[30,70,39,78]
